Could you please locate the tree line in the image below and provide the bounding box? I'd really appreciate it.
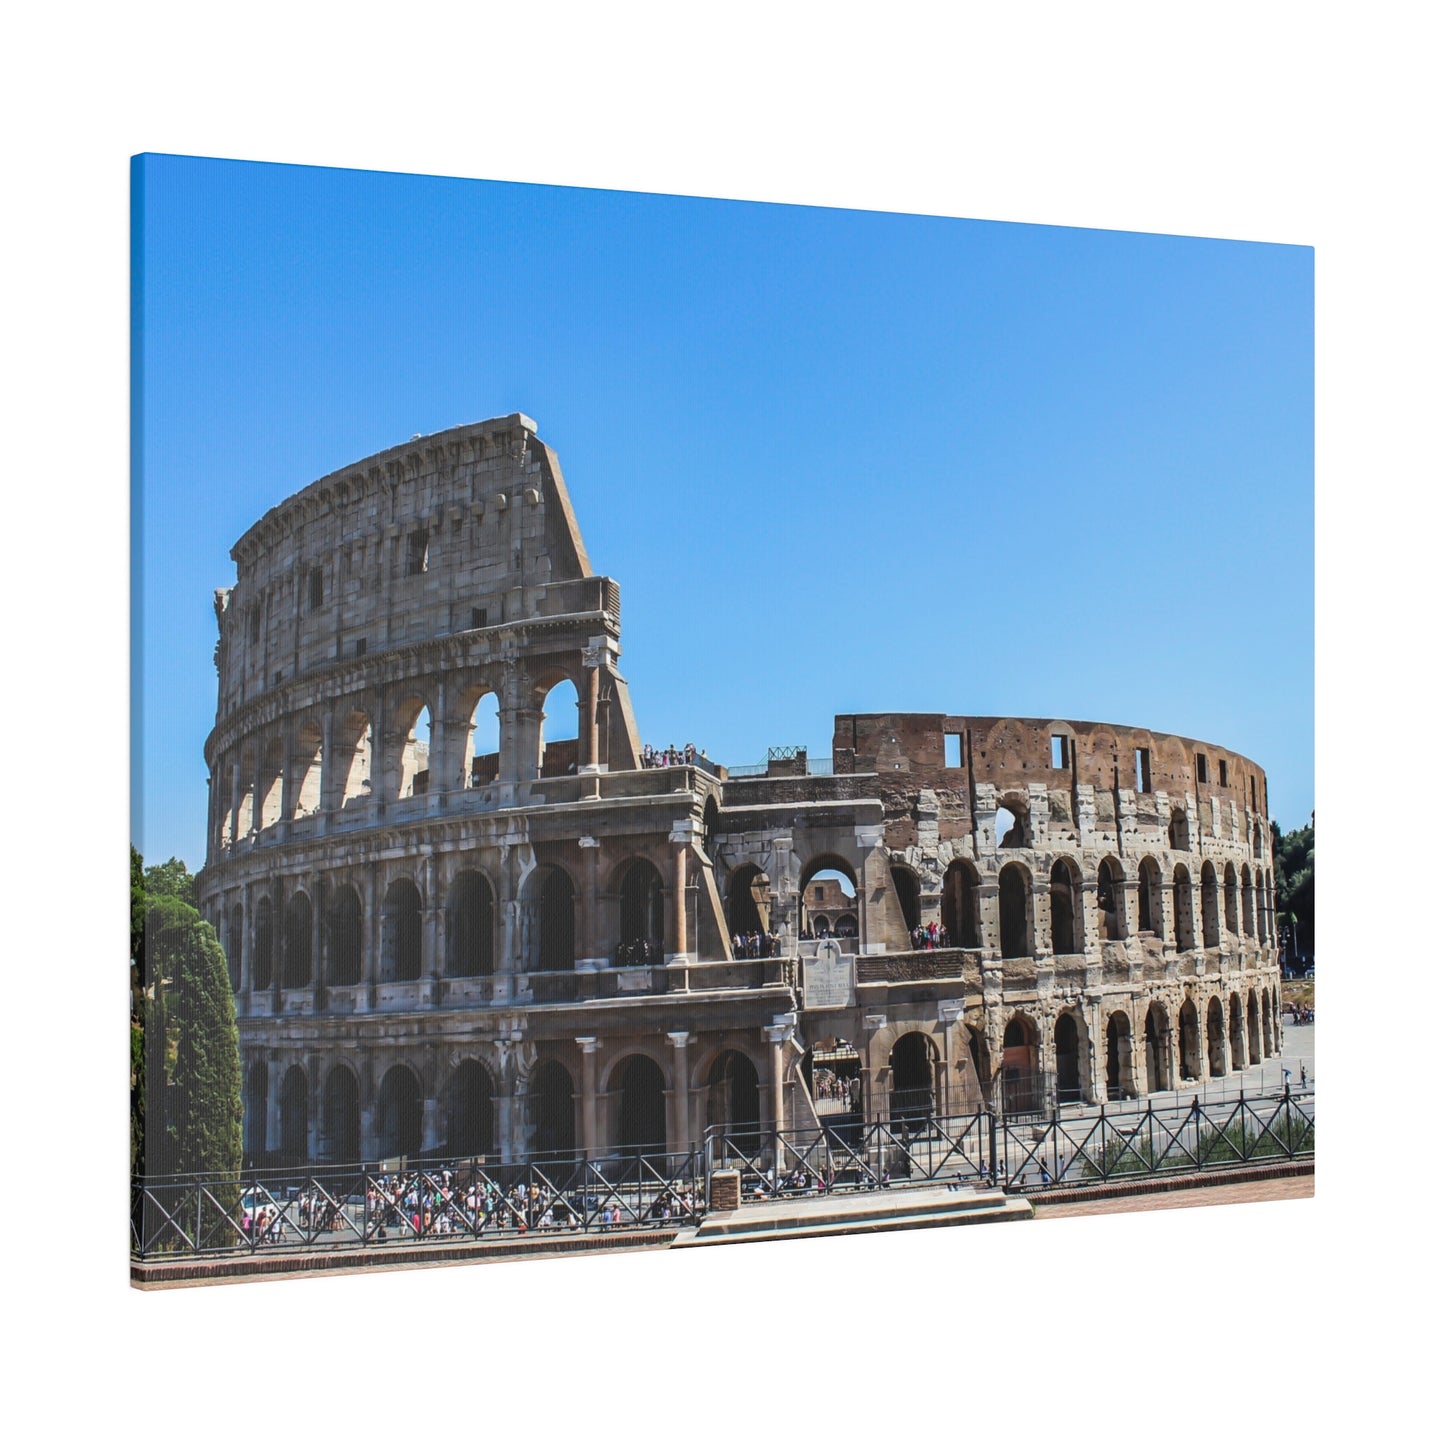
[1271,817,1315,968]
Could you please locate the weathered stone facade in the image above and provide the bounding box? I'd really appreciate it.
[199,415,1283,1169]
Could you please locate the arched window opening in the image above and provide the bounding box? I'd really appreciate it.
[235,752,257,839]
[529,1060,576,1159]
[1137,858,1161,935]
[1240,869,1256,939]
[727,864,770,937]
[337,710,373,810]
[1049,859,1080,955]
[706,1051,761,1151]
[539,678,580,779]
[1000,1014,1042,1115]
[252,898,273,992]
[444,1060,495,1158]
[244,1061,268,1167]
[258,738,286,831]
[462,689,501,788]
[942,859,981,950]
[1247,990,1262,1065]
[322,1067,360,1164]
[226,906,243,993]
[889,1031,936,1125]
[1261,990,1275,1057]
[380,878,423,982]
[798,857,857,940]
[619,860,665,958]
[1106,1012,1135,1101]
[397,702,432,799]
[1223,863,1240,935]
[1178,999,1202,1082]
[1169,807,1189,851]
[1144,1004,1170,1093]
[998,863,1032,960]
[890,866,921,933]
[1200,863,1220,949]
[702,797,720,851]
[995,801,1028,849]
[292,722,323,819]
[532,865,575,970]
[1055,1012,1083,1105]
[1206,997,1227,1077]
[283,892,312,990]
[445,871,495,977]
[806,1041,861,1122]
[1255,867,1269,942]
[835,912,857,934]
[280,1065,309,1164]
[377,1065,423,1162]
[615,1055,667,1155]
[1173,865,1195,951]
[1097,859,1125,942]
[1229,994,1245,1072]
[327,885,363,986]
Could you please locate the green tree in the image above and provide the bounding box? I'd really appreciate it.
[1272,818,1315,965]
[143,855,198,910]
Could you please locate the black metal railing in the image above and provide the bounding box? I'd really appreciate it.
[132,1148,706,1261]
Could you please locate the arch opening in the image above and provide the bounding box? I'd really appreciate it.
[283,892,312,989]
[530,865,575,970]
[445,870,495,977]
[998,862,1032,959]
[1001,1014,1043,1115]
[706,1050,761,1151]
[380,878,423,982]
[322,1066,360,1164]
[942,859,981,949]
[888,1031,936,1125]
[614,1055,667,1155]
[1106,1011,1135,1101]
[1178,999,1202,1081]
[619,859,665,960]
[1055,1012,1084,1105]
[540,679,580,778]
[327,884,363,986]
[444,1060,495,1158]
[529,1060,576,1159]
[1049,859,1080,954]
[376,1065,423,1161]
[279,1065,309,1164]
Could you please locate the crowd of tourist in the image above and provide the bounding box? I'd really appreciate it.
[614,936,663,967]
[236,1165,704,1245]
[810,1067,862,1109]
[732,929,782,958]
[641,742,706,768]
[909,922,953,950]
[800,922,856,940]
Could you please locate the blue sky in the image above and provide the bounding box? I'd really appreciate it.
[133,154,1313,870]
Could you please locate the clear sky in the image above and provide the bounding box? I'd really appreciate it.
[133,153,1313,870]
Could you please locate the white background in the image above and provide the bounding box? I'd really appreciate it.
[2,3,1434,1437]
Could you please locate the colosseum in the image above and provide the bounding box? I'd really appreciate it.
[199,413,1284,1170]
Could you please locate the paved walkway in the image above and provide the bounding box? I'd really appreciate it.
[1033,1171,1313,1218]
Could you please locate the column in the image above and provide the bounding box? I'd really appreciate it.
[765,1025,789,1134]
[667,1031,693,1153]
[577,837,604,967]
[576,1037,601,1159]
[586,664,601,769]
[423,855,442,1004]
[667,819,699,964]
[318,710,334,833]
[421,1093,442,1153]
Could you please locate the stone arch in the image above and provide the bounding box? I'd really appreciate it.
[392,696,433,800]
[327,883,364,985]
[443,1058,496,1158]
[835,912,857,935]
[1106,1011,1136,1100]
[888,1030,937,1123]
[618,857,665,951]
[1206,996,1227,1077]
[1169,806,1189,851]
[1223,862,1240,935]
[458,683,502,789]
[1000,1013,1042,1114]
[727,863,770,936]
[1200,862,1220,948]
[1173,863,1196,951]
[799,854,858,937]
[1145,1002,1171,1092]
[1049,857,1082,955]
[258,737,286,831]
[283,890,312,989]
[234,745,257,838]
[252,896,273,991]
[291,720,324,819]
[279,1063,309,1164]
[335,708,373,811]
[613,1053,668,1154]
[995,792,1031,849]
[1097,857,1126,942]
[376,1064,424,1161]
[1255,866,1269,942]
[1247,988,1262,1065]
[1240,867,1256,939]
[1228,992,1245,1071]
[942,859,981,949]
[529,1058,576,1159]
[527,863,576,970]
[445,869,496,977]
[539,676,581,778]
[1261,989,1275,1057]
[890,864,922,932]
[244,1059,268,1165]
[1178,998,1202,1082]
[998,861,1033,959]
[705,1049,762,1148]
[1137,856,1163,935]
[321,1063,361,1163]
[813,915,832,934]
[380,877,423,982]
[702,796,720,850]
[1054,1010,1087,1104]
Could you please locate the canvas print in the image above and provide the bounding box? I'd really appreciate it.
[130,155,1314,1285]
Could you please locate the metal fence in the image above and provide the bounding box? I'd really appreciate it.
[705,1087,1314,1200]
[132,1149,706,1261]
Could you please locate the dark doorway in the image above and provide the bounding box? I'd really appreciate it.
[616,1055,668,1154]
[889,1031,935,1125]
[530,1060,576,1159]
[1054,1013,1082,1104]
[445,1060,495,1157]
[377,1066,423,1161]
[706,1051,761,1151]
[322,1067,360,1163]
[280,1065,308,1163]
